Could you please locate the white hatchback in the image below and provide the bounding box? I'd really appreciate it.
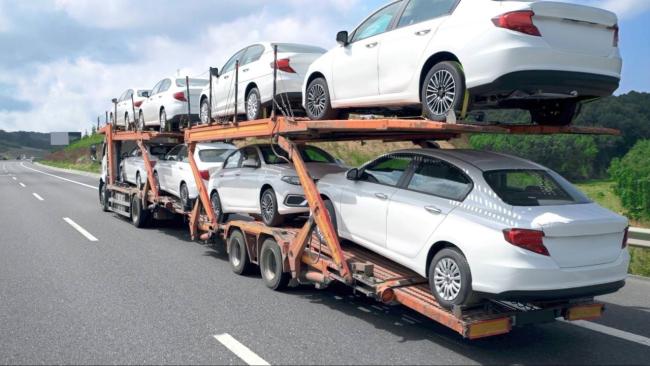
[317,149,629,309]
[304,0,621,125]
[109,88,150,130]
[199,43,325,123]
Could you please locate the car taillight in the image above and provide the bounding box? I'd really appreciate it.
[611,24,619,47]
[134,101,143,108]
[622,227,629,248]
[503,229,549,256]
[270,58,296,73]
[173,92,187,102]
[492,10,541,37]
[199,170,210,180]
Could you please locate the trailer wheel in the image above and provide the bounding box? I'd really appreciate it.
[246,87,262,121]
[99,181,110,212]
[421,61,465,122]
[428,248,477,310]
[131,194,150,228]
[305,77,339,120]
[260,238,290,290]
[260,188,283,227]
[227,230,253,275]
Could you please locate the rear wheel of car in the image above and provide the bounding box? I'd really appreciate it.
[131,194,150,228]
[246,87,262,121]
[422,61,466,122]
[135,173,142,189]
[159,109,167,132]
[200,98,210,124]
[180,183,192,211]
[124,113,130,130]
[138,111,145,131]
[228,230,253,275]
[428,247,478,310]
[210,190,225,223]
[260,188,283,227]
[260,238,291,290]
[305,77,339,120]
[529,100,578,126]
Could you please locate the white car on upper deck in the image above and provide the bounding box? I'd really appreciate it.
[138,77,208,132]
[303,0,622,125]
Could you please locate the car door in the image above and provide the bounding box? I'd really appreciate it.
[216,149,243,209]
[386,154,473,258]
[156,79,172,121]
[125,147,138,182]
[332,1,404,103]
[119,89,134,125]
[143,80,163,124]
[215,48,247,116]
[238,147,263,209]
[378,0,457,95]
[339,154,413,248]
[175,145,190,194]
[159,145,182,194]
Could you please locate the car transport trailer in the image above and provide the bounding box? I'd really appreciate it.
[99,118,619,339]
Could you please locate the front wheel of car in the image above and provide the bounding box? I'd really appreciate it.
[135,173,142,189]
[428,247,478,310]
[246,87,262,121]
[260,188,283,227]
[180,183,192,211]
[529,100,578,126]
[159,109,167,132]
[210,190,226,223]
[305,77,339,121]
[422,61,466,122]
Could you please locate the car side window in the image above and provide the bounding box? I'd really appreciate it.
[222,49,246,74]
[241,45,265,66]
[125,89,134,101]
[351,1,403,43]
[397,0,457,28]
[360,154,412,187]
[150,80,163,96]
[178,146,188,163]
[242,147,261,165]
[166,145,182,162]
[223,150,243,169]
[407,155,472,201]
[130,148,139,157]
[159,79,171,93]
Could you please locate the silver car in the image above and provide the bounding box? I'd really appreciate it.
[207,144,346,226]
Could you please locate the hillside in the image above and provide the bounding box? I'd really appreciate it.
[40,134,103,173]
[0,130,55,159]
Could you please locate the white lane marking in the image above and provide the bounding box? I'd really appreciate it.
[567,320,650,347]
[32,193,44,201]
[12,177,17,180]
[20,162,98,190]
[213,334,270,366]
[19,182,26,188]
[63,218,98,242]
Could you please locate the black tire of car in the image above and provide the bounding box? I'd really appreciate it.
[153,171,161,193]
[428,247,478,310]
[125,113,129,130]
[421,61,466,122]
[316,199,338,241]
[259,238,291,290]
[260,188,283,227]
[529,100,578,126]
[136,173,142,189]
[138,111,145,131]
[160,109,167,133]
[210,191,226,223]
[227,230,253,275]
[305,77,339,121]
[131,194,150,228]
[99,181,110,212]
[180,183,192,211]
[246,87,262,121]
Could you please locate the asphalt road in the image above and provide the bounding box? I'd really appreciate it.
[1,160,649,365]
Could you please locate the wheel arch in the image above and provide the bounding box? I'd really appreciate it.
[306,72,326,91]
[245,82,259,98]
[419,52,462,100]
[425,241,463,278]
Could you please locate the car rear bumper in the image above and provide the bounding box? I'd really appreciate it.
[482,280,626,302]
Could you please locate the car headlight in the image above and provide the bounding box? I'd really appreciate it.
[281,176,302,186]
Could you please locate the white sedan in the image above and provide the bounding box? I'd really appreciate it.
[153,143,236,210]
[109,88,150,130]
[317,149,629,309]
[138,77,208,132]
[304,0,621,125]
[120,144,175,188]
[200,43,325,123]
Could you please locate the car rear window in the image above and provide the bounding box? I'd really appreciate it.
[198,149,233,163]
[484,170,592,206]
[274,43,326,54]
[176,78,209,88]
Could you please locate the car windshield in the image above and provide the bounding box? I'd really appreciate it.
[149,145,173,157]
[484,169,592,206]
[260,145,336,165]
[198,149,233,163]
[176,78,209,88]
[274,43,326,54]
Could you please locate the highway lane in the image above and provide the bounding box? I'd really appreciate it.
[1,160,649,365]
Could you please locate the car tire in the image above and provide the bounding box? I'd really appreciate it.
[180,183,192,211]
[316,199,338,241]
[99,181,110,212]
[135,173,142,189]
[421,61,466,122]
[428,247,478,310]
[260,188,283,227]
[131,194,150,228]
[138,111,145,131]
[160,109,167,133]
[210,190,226,223]
[260,238,291,290]
[125,113,129,130]
[305,77,339,121]
[529,100,578,126]
[245,87,262,121]
[153,171,161,194]
[228,230,253,275]
[200,98,210,124]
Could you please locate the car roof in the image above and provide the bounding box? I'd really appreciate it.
[196,142,236,150]
[394,149,546,172]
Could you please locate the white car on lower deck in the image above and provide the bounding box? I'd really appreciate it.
[317,149,629,309]
[138,77,208,132]
[303,0,621,125]
[120,144,175,188]
[153,143,236,210]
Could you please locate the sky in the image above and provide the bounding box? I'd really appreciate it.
[0,0,648,133]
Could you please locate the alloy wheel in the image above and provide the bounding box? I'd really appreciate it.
[160,110,167,132]
[425,69,456,117]
[247,92,259,120]
[201,101,210,124]
[260,192,275,224]
[307,83,326,118]
[433,257,462,301]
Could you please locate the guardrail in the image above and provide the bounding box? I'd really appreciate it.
[629,227,650,249]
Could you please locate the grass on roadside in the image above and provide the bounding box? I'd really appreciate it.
[39,160,100,174]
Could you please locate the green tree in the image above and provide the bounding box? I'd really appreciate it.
[609,140,650,220]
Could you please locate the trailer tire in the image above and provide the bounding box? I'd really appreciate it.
[228,230,253,275]
[260,238,290,291]
[421,61,465,122]
[428,247,477,310]
[99,181,110,212]
[260,188,283,227]
[131,194,150,228]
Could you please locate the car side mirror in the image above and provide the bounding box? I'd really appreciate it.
[141,91,150,98]
[121,152,129,159]
[112,98,118,104]
[336,31,349,46]
[346,168,361,181]
[210,67,219,78]
[242,158,259,169]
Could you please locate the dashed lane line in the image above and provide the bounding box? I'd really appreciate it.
[32,193,44,201]
[63,218,98,242]
[213,334,270,366]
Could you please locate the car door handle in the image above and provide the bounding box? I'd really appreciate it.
[415,29,431,36]
[375,193,388,200]
[366,42,378,49]
[425,206,442,215]
[223,75,230,80]
[242,68,249,72]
